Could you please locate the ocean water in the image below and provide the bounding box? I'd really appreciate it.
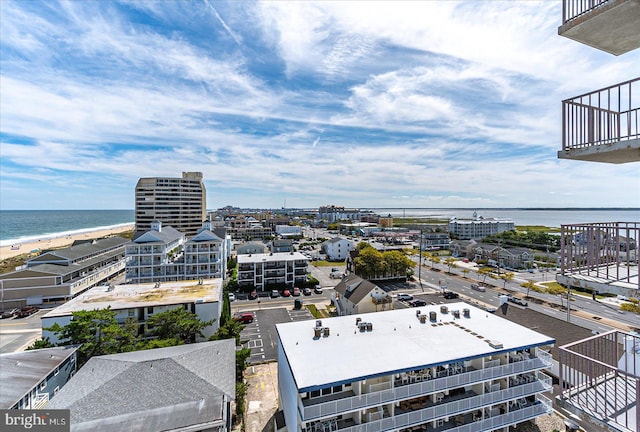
[0,210,134,246]
[368,208,640,228]
[1,208,638,247]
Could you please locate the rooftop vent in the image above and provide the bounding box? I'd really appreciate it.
[419,314,427,324]
[487,340,503,349]
[415,310,421,316]
[356,317,362,325]
[314,327,322,338]
[316,320,322,327]
[463,308,470,318]
[440,305,448,314]
[429,311,437,322]
[323,327,330,337]
[452,310,460,318]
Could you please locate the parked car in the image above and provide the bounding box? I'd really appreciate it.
[443,291,459,299]
[283,289,291,297]
[0,308,19,319]
[292,287,301,296]
[397,293,413,302]
[331,268,340,272]
[314,286,323,294]
[302,287,312,296]
[270,290,280,298]
[18,306,39,318]
[409,299,427,307]
[248,290,258,300]
[234,312,254,324]
[228,293,236,302]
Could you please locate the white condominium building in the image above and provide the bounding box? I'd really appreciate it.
[448,211,515,240]
[277,303,554,432]
[237,252,309,290]
[135,171,206,237]
[125,220,227,283]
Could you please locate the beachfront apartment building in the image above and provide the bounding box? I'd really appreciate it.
[41,279,223,345]
[1,346,78,410]
[237,252,309,290]
[276,304,555,432]
[0,237,128,309]
[135,171,206,238]
[448,212,515,240]
[125,220,229,283]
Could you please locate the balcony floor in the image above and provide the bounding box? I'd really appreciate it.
[557,138,640,163]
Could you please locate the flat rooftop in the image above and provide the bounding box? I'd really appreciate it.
[42,279,222,318]
[237,251,308,263]
[277,303,555,392]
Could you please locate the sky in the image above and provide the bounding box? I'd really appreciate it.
[1,1,639,211]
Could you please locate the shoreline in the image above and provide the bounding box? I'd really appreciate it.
[0,224,135,261]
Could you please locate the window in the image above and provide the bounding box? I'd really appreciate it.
[39,381,46,391]
[54,386,60,395]
[128,310,135,317]
[147,306,154,314]
[54,367,59,376]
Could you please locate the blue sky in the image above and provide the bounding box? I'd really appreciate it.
[1,1,639,210]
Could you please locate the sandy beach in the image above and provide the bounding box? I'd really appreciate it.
[0,224,135,261]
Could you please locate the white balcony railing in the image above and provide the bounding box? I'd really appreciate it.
[303,355,552,420]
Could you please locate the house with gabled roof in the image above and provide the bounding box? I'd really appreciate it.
[333,274,391,315]
[48,340,235,432]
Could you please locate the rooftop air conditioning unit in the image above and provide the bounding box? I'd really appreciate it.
[429,311,437,322]
[316,320,322,327]
[463,308,470,318]
[440,305,448,314]
[323,327,330,337]
[419,314,427,324]
[452,310,460,318]
[356,317,362,325]
[314,327,322,338]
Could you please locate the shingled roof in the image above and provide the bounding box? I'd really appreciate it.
[48,340,235,431]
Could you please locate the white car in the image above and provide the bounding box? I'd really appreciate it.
[397,293,413,302]
[228,293,235,302]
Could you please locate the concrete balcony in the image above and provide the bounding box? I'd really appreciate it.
[302,354,552,420]
[558,0,640,55]
[559,78,640,163]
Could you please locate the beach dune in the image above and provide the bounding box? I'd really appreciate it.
[0,224,135,261]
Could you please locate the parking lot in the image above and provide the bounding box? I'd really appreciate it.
[241,307,314,364]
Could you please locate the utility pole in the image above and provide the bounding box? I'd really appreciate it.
[418,230,423,291]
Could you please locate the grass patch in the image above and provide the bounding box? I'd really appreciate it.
[313,260,343,267]
[515,225,561,234]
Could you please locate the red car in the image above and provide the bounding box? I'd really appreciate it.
[283,289,291,297]
[234,312,254,324]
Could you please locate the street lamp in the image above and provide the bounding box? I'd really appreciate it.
[418,230,424,292]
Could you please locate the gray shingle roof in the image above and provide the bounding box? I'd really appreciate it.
[0,346,78,409]
[132,226,183,244]
[48,340,235,429]
[334,274,379,305]
[27,237,127,264]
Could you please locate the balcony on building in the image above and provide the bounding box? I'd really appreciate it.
[558,0,640,56]
[559,78,640,163]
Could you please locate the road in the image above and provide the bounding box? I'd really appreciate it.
[411,258,638,332]
[0,309,46,354]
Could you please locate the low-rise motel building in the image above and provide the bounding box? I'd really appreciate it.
[41,279,222,344]
[276,303,555,432]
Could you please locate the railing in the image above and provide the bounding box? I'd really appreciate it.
[562,0,611,24]
[303,355,552,420]
[304,393,552,432]
[562,78,640,151]
[32,392,49,409]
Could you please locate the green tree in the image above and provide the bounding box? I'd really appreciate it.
[45,307,134,366]
[520,280,541,298]
[210,318,245,345]
[444,257,457,274]
[430,254,441,268]
[383,250,414,278]
[354,247,384,279]
[499,272,514,289]
[145,307,215,344]
[26,337,54,350]
[478,267,492,283]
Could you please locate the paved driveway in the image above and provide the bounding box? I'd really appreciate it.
[241,307,313,364]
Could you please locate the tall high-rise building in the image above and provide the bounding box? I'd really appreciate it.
[135,172,206,237]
